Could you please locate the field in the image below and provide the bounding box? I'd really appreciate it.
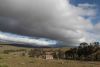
[0,45,100,67]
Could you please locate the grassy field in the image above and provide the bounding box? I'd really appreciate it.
[0,45,100,67]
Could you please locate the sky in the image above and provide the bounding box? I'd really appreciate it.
[0,0,100,47]
[70,0,100,24]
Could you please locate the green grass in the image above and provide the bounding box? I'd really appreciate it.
[0,63,8,67]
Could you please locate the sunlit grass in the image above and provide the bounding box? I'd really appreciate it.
[0,44,99,67]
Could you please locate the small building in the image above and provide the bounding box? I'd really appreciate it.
[45,51,54,60]
[45,54,53,60]
[28,48,55,60]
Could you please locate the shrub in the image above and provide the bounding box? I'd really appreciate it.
[3,49,26,54]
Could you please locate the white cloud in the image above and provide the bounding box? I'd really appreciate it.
[77,3,96,17]
[0,0,97,46]
[0,31,57,46]
[94,22,100,32]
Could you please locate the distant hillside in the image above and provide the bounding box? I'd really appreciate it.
[0,44,70,52]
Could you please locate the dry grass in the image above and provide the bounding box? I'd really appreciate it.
[0,44,99,67]
[0,53,99,67]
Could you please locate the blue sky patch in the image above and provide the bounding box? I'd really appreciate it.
[70,0,100,25]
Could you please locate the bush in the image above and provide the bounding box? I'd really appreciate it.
[28,49,42,57]
[3,49,26,54]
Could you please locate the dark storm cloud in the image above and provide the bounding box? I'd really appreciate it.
[0,0,96,46]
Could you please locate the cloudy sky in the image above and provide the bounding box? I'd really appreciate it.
[0,0,100,47]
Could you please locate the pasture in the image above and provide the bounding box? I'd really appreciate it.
[0,54,100,67]
[0,44,99,67]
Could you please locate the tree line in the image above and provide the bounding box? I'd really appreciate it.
[28,42,100,61]
[65,42,100,61]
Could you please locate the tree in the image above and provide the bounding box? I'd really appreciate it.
[65,48,77,59]
[79,42,88,48]
[77,42,89,59]
[28,48,43,57]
